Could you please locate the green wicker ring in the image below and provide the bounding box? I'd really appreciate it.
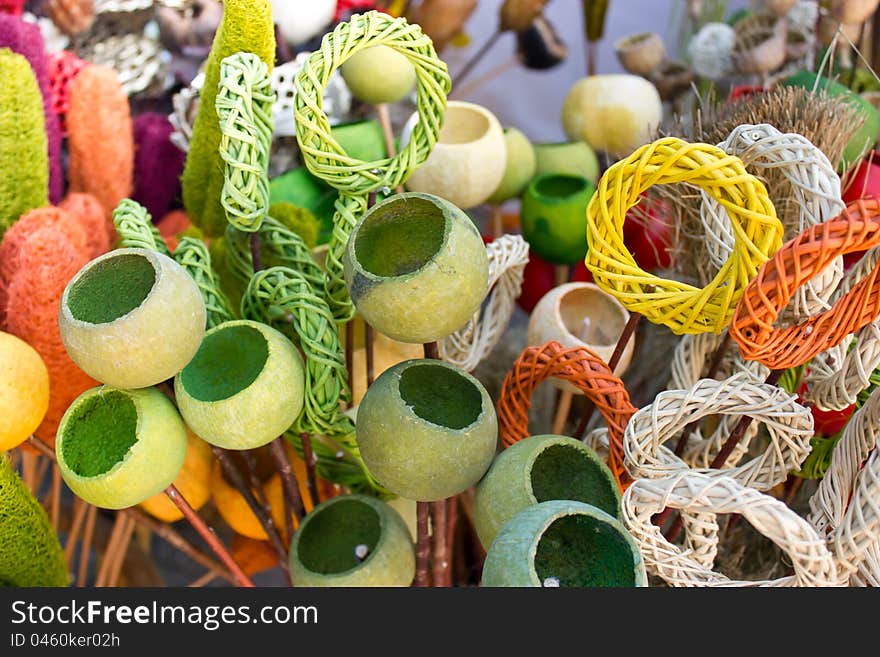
[294,10,451,321]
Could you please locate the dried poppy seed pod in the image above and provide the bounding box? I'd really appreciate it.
[174,320,305,450]
[0,331,49,451]
[356,359,498,501]
[340,45,416,105]
[56,385,188,510]
[289,494,415,587]
[481,500,647,587]
[59,248,207,390]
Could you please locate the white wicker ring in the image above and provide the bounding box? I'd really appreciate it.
[622,471,840,587]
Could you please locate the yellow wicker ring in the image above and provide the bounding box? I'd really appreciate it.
[586,137,783,335]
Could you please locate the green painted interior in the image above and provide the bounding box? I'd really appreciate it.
[67,254,155,324]
[535,175,588,199]
[180,324,269,402]
[530,445,619,519]
[398,364,482,430]
[534,513,636,587]
[355,197,445,277]
[61,390,138,478]
[297,499,381,575]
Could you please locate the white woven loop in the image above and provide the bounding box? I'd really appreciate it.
[810,389,880,533]
[829,446,880,579]
[851,542,880,586]
[625,373,814,491]
[700,124,845,319]
[803,247,880,410]
[622,471,841,587]
[78,32,167,96]
[669,331,769,468]
[439,234,529,372]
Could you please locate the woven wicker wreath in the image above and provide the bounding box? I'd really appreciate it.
[668,331,769,468]
[810,388,880,584]
[622,471,840,586]
[293,10,451,321]
[586,136,783,335]
[700,124,845,321]
[439,234,529,372]
[731,200,880,369]
[624,373,813,491]
[802,248,880,411]
[496,340,636,488]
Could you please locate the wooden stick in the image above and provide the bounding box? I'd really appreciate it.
[64,497,89,567]
[95,513,128,587]
[415,501,431,587]
[445,496,459,587]
[165,484,255,587]
[430,500,449,588]
[105,514,136,587]
[452,30,502,91]
[300,433,320,508]
[212,446,289,567]
[188,571,219,588]
[21,450,37,493]
[664,369,785,542]
[50,463,61,532]
[490,204,504,239]
[451,56,519,100]
[572,312,641,440]
[250,231,263,272]
[552,391,573,435]
[376,103,397,158]
[268,437,305,539]
[77,505,97,586]
[365,323,376,389]
[345,321,355,409]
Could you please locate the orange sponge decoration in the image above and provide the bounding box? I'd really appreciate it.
[67,64,133,219]
[60,192,112,256]
[4,227,95,444]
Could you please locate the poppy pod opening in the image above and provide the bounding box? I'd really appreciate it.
[356,359,498,501]
[345,192,489,344]
[289,494,415,586]
[521,173,594,265]
[59,248,206,389]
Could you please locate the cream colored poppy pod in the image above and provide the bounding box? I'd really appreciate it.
[344,192,489,344]
[340,45,416,105]
[59,248,206,389]
[174,320,305,450]
[55,386,188,510]
[561,75,662,158]
[272,0,337,46]
[527,283,635,391]
[614,32,665,77]
[289,495,415,587]
[403,101,507,209]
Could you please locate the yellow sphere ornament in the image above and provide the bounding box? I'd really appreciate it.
[0,331,49,451]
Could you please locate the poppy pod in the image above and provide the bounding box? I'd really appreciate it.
[614,32,665,76]
[340,45,416,105]
[344,192,489,344]
[474,435,621,549]
[0,331,49,451]
[55,385,188,510]
[403,101,507,209]
[59,248,206,390]
[481,500,647,587]
[533,141,599,185]
[487,128,536,205]
[520,173,594,265]
[356,359,498,501]
[289,494,415,586]
[527,283,635,384]
[174,320,305,450]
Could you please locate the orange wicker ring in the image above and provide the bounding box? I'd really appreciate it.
[496,340,637,488]
[731,200,880,369]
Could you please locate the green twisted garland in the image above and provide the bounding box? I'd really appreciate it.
[173,236,236,328]
[242,266,387,496]
[216,52,274,233]
[294,10,451,321]
[112,199,171,257]
[224,216,324,291]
